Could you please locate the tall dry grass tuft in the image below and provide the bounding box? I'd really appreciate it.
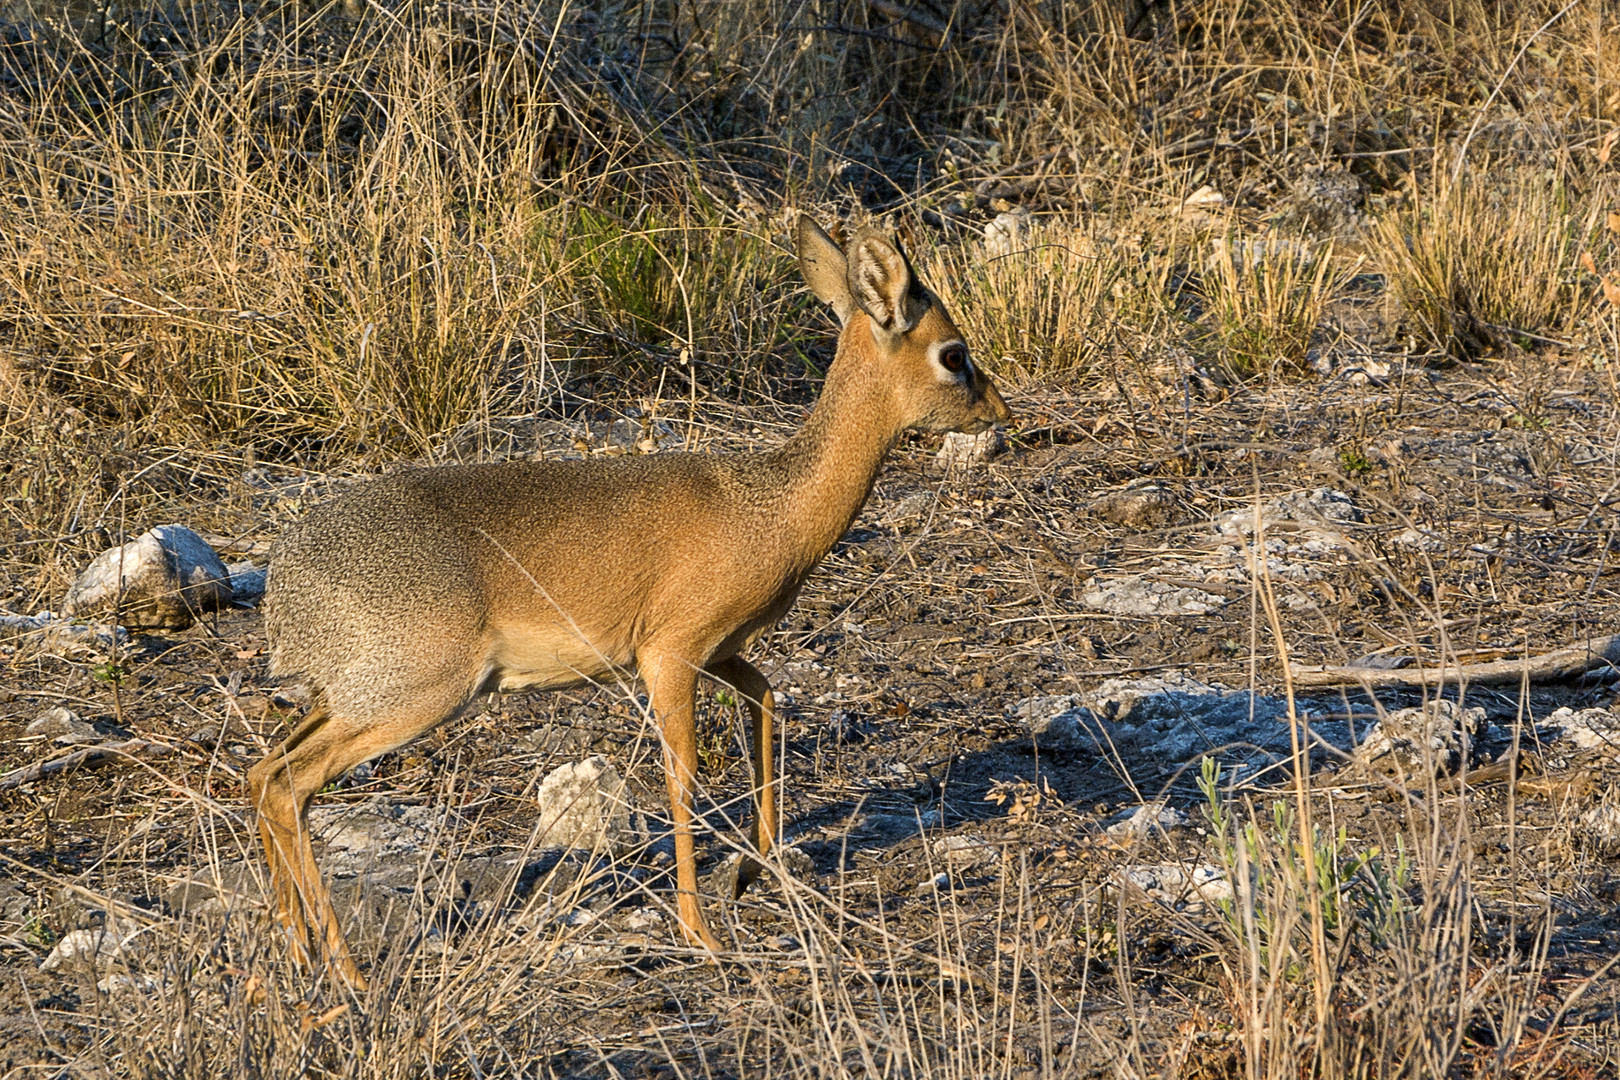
[918,215,1132,384]
[1198,233,1353,379]
[1372,166,1586,360]
[0,5,808,458]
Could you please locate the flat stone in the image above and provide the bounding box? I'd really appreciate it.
[41,928,125,973]
[308,799,450,877]
[1013,675,1354,778]
[1080,575,1225,616]
[1216,488,1363,537]
[931,833,993,866]
[1580,803,1620,855]
[226,561,267,605]
[1012,695,1099,754]
[1544,707,1620,757]
[1123,864,1232,905]
[25,706,99,744]
[1106,803,1188,842]
[936,429,1006,472]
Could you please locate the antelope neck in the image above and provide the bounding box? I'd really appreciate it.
[766,317,904,562]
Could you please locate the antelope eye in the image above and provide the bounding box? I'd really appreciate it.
[940,345,968,374]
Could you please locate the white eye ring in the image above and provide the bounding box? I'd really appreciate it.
[932,340,971,379]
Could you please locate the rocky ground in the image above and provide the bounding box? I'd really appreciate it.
[6,352,1620,1076]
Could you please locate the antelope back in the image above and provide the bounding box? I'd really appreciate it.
[796,217,1010,435]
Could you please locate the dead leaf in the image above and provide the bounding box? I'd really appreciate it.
[1605,275,1620,307]
[301,1002,350,1032]
[1601,129,1620,165]
[1609,209,1620,234]
[1581,251,1599,274]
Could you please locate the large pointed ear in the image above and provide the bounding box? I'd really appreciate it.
[797,216,855,325]
[846,227,920,334]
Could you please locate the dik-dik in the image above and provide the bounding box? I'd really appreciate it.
[253,216,1011,987]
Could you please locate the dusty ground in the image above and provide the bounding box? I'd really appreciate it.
[7,337,1620,1075]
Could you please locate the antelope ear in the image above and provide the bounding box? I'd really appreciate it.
[797,216,854,325]
[846,228,919,334]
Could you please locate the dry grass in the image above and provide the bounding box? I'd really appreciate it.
[1372,165,1597,360]
[1,0,1614,461]
[1198,232,1353,378]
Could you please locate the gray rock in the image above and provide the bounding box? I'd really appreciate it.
[43,619,128,655]
[1106,803,1188,842]
[936,429,1006,472]
[96,972,160,995]
[1355,701,1485,779]
[1122,864,1232,905]
[63,525,233,630]
[226,561,267,605]
[1013,695,1099,754]
[536,756,645,854]
[309,799,450,877]
[0,611,52,641]
[1543,707,1620,757]
[40,927,125,973]
[982,207,1034,258]
[1579,802,1620,855]
[1012,677,1355,779]
[1080,575,1225,616]
[25,706,99,744]
[2,611,126,655]
[622,907,665,932]
[1089,483,1180,529]
[1216,488,1363,538]
[931,833,994,866]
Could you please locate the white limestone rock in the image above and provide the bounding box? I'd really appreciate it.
[63,525,233,630]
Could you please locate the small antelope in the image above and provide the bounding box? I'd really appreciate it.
[252,216,1011,987]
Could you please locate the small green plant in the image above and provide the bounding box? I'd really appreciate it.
[92,661,130,685]
[23,913,59,950]
[1197,756,1412,969]
[1337,444,1374,478]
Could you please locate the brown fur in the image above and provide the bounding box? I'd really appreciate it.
[251,217,1012,987]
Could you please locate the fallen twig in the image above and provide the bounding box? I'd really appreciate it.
[0,738,174,791]
[1289,634,1620,688]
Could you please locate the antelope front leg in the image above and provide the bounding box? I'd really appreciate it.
[707,655,777,892]
[645,652,724,954]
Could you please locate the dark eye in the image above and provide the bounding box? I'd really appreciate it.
[940,345,968,374]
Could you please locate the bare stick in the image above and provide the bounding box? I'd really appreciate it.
[0,739,174,791]
[1288,635,1620,689]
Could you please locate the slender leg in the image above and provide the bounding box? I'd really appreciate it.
[644,652,722,953]
[706,655,778,867]
[247,704,331,974]
[249,699,464,989]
